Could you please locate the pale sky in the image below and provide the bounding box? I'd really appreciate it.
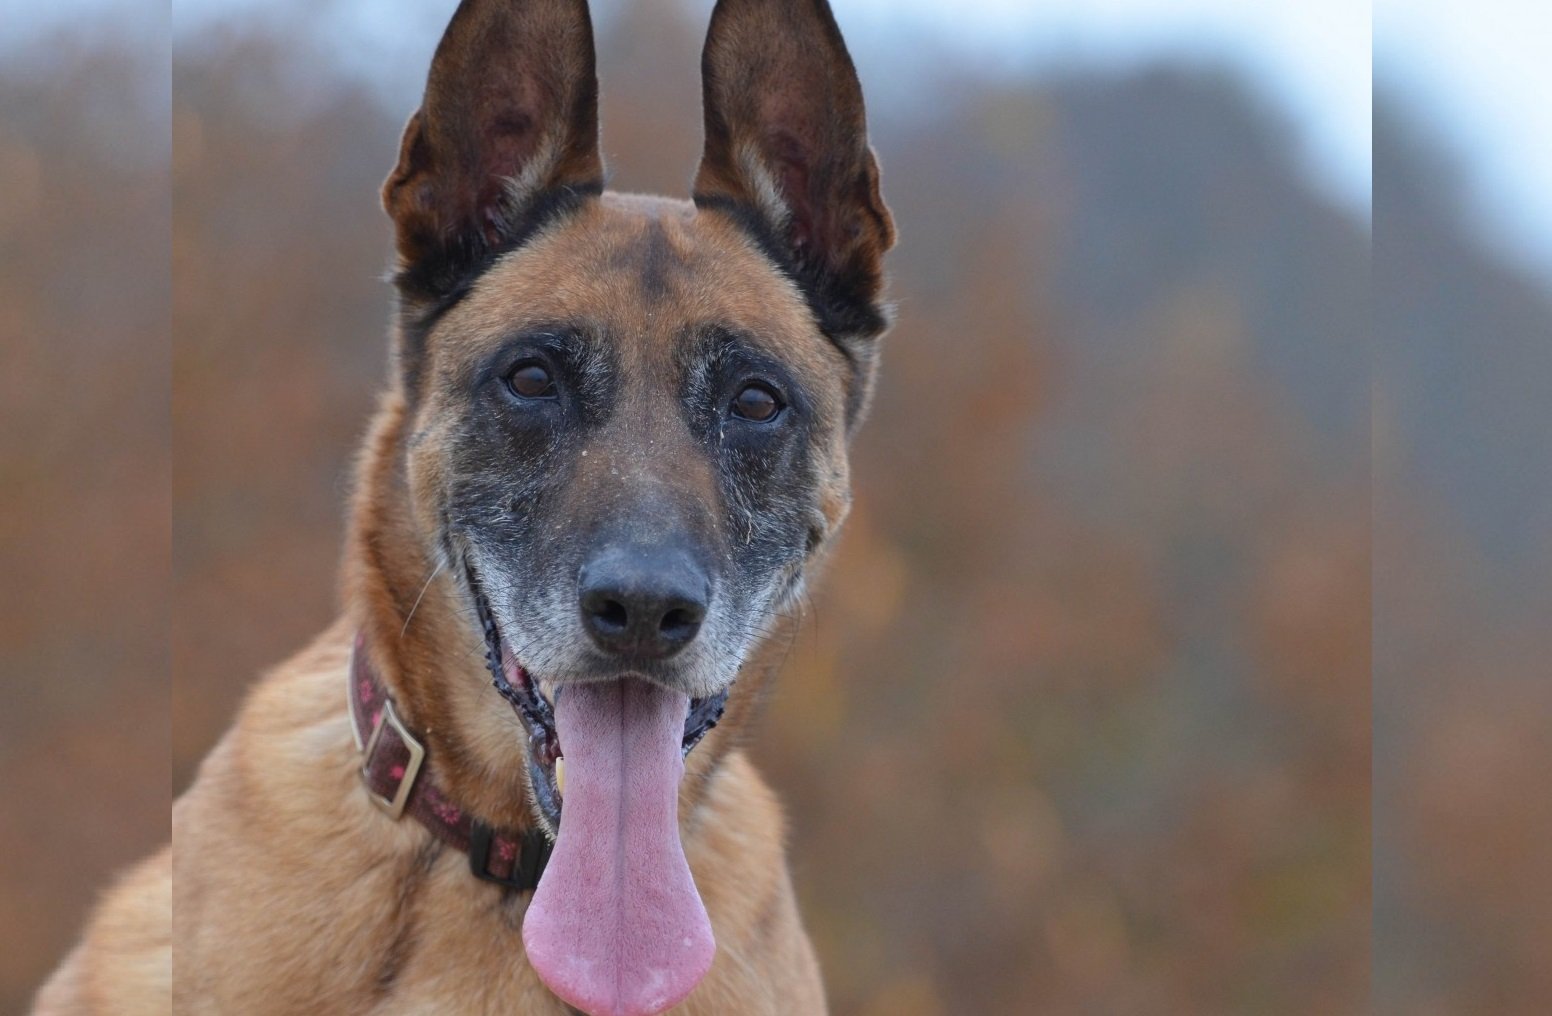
[1376,0,1552,277]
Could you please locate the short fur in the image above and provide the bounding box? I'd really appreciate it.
[35,0,891,1012]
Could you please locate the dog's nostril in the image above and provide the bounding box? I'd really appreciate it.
[659,606,702,643]
[592,597,629,633]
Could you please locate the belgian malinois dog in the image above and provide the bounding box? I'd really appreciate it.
[35,0,892,1012]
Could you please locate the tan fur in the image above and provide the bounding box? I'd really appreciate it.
[33,851,171,1015]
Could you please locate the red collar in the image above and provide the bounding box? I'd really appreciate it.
[348,633,552,890]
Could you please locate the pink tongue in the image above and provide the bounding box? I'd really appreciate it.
[522,679,715,1016]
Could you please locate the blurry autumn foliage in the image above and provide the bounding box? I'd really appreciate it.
[1373,106,1552,1014]
[0,22,170,1010]
[7,2,1547,1013]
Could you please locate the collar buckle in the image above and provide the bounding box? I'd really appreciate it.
[361,698,425,820]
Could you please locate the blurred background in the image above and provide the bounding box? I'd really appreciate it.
[0,5,171,1009]
[2,0,1547,1012]
[1374,2,1552,1012]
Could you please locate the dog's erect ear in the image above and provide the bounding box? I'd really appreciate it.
[383,0,604,300]
[694,0,896,341]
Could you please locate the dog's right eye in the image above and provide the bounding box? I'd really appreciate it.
[730,382,783,423]
[505,362,557,401]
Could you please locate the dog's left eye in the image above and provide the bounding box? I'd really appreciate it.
[506,362,557,400]
[730,382,783,423]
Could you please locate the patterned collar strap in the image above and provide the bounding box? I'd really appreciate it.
[348,633,552,891]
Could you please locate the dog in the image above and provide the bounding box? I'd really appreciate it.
[34,0,892,1011]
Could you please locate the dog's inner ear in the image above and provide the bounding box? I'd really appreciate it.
[693,0,896,341]
[383,0,604,300]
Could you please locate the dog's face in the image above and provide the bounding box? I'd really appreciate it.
[414,196,851,704]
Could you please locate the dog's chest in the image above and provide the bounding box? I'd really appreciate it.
[355,870,575,1015]
[364,961,573,1016]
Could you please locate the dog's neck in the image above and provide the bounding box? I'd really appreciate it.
[342,390,541,831]
[349,630,556,887]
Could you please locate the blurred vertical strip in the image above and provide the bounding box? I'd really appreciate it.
[0,0,171,1006]
[1375,5,1552,1011]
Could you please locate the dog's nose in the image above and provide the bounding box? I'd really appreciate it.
[578,545,709,660]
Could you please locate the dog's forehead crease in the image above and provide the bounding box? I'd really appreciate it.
[435,194,837,376]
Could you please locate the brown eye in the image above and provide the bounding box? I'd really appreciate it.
[731,382,782,422]
[506,362,556,400]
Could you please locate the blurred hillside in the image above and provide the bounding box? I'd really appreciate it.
[158,7,1371,1014]
[1374,104,1552,1012]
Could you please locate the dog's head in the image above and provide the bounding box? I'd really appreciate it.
[377,0,890,768]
